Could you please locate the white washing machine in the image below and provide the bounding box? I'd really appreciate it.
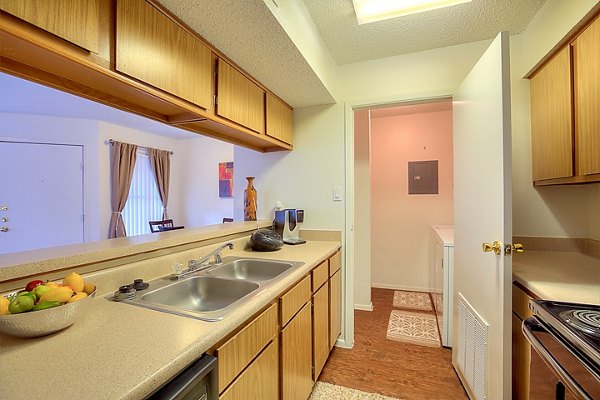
[430,225,454,347]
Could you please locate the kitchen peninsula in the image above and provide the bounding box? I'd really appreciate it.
[0,222,342,400]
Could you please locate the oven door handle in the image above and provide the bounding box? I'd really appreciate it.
[522,317,592,400]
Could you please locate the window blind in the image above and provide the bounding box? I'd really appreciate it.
[122,148,163,236]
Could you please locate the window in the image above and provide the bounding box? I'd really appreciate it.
[122,148,163,236]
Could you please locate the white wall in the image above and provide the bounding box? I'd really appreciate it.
[353,110,371,310]
[233,104,346,229]
[178,135,234,226]
[336,40,491,103]
[370,111,454,292]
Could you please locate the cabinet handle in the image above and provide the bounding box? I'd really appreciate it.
[0,227,8,232]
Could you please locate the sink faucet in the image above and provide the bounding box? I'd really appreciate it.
[172,242,234,280]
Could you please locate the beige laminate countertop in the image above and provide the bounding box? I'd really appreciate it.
[0,239,341,400]
[513,251,600,304]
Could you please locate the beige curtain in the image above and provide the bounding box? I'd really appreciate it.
[109,141,138,238]
[148,148,171,220]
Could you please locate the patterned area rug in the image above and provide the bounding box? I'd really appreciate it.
[310,382,402,400]
[392,290,433,311]
[386,310,441,348]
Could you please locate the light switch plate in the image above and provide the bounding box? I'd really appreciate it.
[333,186,342,201]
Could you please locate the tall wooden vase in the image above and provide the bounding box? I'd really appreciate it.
[244,177,257,221]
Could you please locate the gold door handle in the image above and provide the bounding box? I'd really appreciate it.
[482,241,502,255]
[504,243,524,256]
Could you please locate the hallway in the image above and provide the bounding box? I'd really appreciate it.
[318,288,468,400]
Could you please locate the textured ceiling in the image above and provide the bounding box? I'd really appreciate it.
[303,0,547,65]
[157,0,335,108]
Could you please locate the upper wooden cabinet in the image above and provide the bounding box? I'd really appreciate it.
[573,15,600,177]
[216,59,265,134]
[0,0,293,152]
[530,47,573,181]
[0,0,100,53]
[266,92,293,145]
[529,13,600,185]
[115,0,212,110]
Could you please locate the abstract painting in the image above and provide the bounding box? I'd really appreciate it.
[219,162,233,198]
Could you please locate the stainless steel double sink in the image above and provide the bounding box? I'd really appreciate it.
[118,256,304,321]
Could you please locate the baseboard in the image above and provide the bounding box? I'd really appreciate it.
[334,337,353,349]
[354,302,373,311]
[372,282,433,293]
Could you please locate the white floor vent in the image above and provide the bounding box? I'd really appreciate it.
[457,293,489,400]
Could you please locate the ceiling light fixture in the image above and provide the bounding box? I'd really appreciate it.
[352,0,472,25]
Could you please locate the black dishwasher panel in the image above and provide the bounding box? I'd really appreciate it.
[148,354,217,400]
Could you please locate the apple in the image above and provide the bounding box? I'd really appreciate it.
[25,279,44,292]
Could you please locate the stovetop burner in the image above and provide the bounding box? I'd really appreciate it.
[560,309,600,338]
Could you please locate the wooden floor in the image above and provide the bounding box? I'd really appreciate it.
[318,288,468,400]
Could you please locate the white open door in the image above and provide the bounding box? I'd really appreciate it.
[0,141,84,254]
[452,32,513,400]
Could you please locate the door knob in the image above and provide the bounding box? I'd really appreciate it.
[1,217,7,222]
[0,227,8,232]
[482,241,502,255]
[504,243,524,256]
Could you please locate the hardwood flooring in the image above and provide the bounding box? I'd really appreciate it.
[318,288,468,400]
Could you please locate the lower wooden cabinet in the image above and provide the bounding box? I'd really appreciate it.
[220,338,279,400]
[512,283,534,400]
[216,302,278,393]
[213,248,342,400]
[329,269,342,349]
[312,283,329,380]
[281,302,313,400]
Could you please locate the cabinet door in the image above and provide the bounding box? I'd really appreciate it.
[512,313,531,400]
[116,0,212,110]
[216,303,278,393]
[573,15,600,176]
[329,269,341,349]
[217,59,265,134]
[312,283,329,380]
[220,339,279,400]
[266,92,293,144]
[530,46,573,181]
[0,0,100,53]
[281,302,313,400]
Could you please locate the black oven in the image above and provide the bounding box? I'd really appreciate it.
[522,300,600,400]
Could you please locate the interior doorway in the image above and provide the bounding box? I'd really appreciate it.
[352,99,454,312]
[0,141,84,254]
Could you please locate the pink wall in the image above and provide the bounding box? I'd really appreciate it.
[370,110,453,291]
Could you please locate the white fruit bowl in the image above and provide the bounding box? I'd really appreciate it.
[0,290,96,338]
